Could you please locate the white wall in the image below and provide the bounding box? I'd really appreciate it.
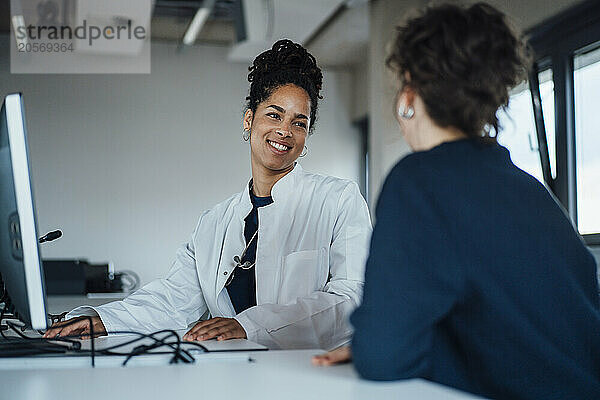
[351,60,369,121]
[0,36,361,284]
[367,0,424,214]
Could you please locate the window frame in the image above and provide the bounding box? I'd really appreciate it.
[526,0,600,245]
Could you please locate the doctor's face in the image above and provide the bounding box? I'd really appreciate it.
[244,84,310,173]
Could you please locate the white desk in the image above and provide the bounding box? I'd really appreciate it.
[0,349,480,399]
[23,296,481,399]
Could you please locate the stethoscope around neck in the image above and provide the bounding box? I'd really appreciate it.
[226,229,258,286]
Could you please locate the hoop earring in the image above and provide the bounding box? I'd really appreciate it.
[299,145,308,158]
[242,129,250,141]
[398,104,415,120]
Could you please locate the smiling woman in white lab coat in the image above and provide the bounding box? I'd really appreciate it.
[44,39,372,350]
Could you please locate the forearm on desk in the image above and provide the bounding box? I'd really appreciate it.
[236,283,361,350]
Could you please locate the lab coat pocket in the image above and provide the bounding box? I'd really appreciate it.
[279,249,326,305]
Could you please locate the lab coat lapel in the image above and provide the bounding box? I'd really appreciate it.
[214,165,302,310]
[214,183,252,315]
[255,164,301,304]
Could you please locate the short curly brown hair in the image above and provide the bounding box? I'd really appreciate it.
[387,2,531,140]
[246,39,323,135]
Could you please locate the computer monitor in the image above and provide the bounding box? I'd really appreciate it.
[0,93,48,330]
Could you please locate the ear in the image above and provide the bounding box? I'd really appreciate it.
[397,71,416,108]
[242,109,253,131]
[398,85,416,110]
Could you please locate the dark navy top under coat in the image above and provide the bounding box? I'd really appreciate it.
[226,189,272,314]
[350,139,600,399]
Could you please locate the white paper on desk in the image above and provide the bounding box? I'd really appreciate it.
[194,339,267,352]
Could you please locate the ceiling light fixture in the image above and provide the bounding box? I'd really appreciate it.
[182,0,216,46]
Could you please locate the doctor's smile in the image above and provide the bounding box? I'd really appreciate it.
[45,39,371,351]
[266,139,291,153]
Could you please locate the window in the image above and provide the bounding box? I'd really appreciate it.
[497,84,544,184]
[538,69,556,179]
[527,1,600,242]
[574,45,600,235]
[496,70,556,187]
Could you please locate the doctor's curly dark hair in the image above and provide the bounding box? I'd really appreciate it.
[387,2,531,140]
[246,39,323,134]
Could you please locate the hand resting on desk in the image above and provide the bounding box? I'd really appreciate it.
[312,345,352,366]
[43,316,245,342]
[183,317,246,342]
[43,316,107,339]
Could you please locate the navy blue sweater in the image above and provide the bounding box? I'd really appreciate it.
[350,139,600,399]
[227,190,272,313]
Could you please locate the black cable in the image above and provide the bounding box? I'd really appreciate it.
[0,289,97,363]
[120,330,181,366]
[0,316,95,365]
[2,318,77,359]
[1,304,201,367]
[0,300,10,341]
[50,329,201,365]
[5,321,81,349]
[1,322,72,356]
[119,330,178,366]
[0,341,69,357]
[109,330,195,366]
[109,330,198,364]
[0,273,7,303]
[88,316,95,367]
[0,289,19,335]
[93,330,202,361]
[59,316,96,366]
[0,275,6,304]
[0,301,71,357]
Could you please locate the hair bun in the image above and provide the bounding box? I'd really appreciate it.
[248,39,322,94]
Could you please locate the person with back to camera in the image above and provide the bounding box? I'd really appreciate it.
[313,2,600,398]
[44,39,372,350]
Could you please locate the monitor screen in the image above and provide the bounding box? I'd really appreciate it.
[0,93,48,330]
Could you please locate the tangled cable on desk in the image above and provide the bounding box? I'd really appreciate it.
[0,306,206,367]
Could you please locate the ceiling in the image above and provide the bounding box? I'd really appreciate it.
[152,0,237,44]
[0,0,369,66]
[0,0,239,44]
[1,0,589,68]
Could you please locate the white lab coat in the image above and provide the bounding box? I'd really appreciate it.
[68,164,372,350]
